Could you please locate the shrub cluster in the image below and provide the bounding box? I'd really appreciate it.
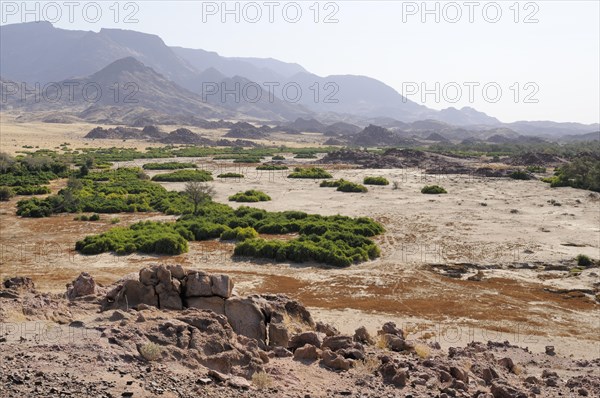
[272,155,285,160]
[421,185,447,194]
[320,179,368,192]
[363,176,390,185]
[294,153,317,159]
[143,162,197,170]
[288,167,332,179]
[542,157,600,192]
[13,185,51,195]
[76,203,384,266]
[151,170,213,182]
[229,190,271,202]
[508,170,531,180]
[256,164,288,171]
[0,186,15,201]
[74,213,101,221]
[232,157,261,163]
[220,226,259,241]
[217,173,244,178]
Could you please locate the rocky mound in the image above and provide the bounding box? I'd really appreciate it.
[159,128,213,145]
[1,267,598,397]
[506,152,567,166]
[224,122,271,139]
[350,124,418,147]
[85,126,145,140]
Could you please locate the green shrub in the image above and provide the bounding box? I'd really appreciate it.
[0,186,15,201]
[421,185,447,194]
[151,170,213,182]
[337,180,368,193]
[74,215,89,221]
[233,157,261,163]
[13,185,51,195]
[111,217,121,224]
[256,164,288,171]
[364,176,390,186]
[526,165,546,173]
[220,226,259,241]
[272,155,285,160]
[229,190,271,202]
[143,162,197,170]
[320,179,343,188]
[542,157,600,192]
[218,173,244,178]
[576,254,592,267]
[294,153,317,159]
[509,170,531,180]
[288,167,332,179]
[89,213,100,221]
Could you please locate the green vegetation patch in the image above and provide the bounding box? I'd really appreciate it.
[363,176,390,185]
[421,185,447,194]
[217,173,244,178]
[229,190,271,202]
[542,156,600,192]
[288,167,332,179]
[143,162,197,170]
[151,170,213,182]
[508,170,531,180]
[257,164,288,171]
[76,203,384,267]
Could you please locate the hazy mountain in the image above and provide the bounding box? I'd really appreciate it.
[437,106,501,126]
[1,57,230,119]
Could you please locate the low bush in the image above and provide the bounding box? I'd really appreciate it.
[294,153,317,159]
[229,190,271,202]
[272,155,285,160]
[337,180,368,193]
[143,162,197,170]
[576,254,592,267]
[421,185,447,194]
[0,186,15,201]
[288,167,332,179]
[509,170,531,180]
[151,170,213,182]
[13,185,51,195]
[220,226,259,241]
[363,176,390,186]
[217,173,244,178]
[232,157,261,163]
[89,213,100,221]
[526,165,546,173]
[256,164,288,171]
[320,179,343,188]
[542,157,600,192]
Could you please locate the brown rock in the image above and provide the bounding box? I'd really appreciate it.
[378,322,404,338]
[167,264,186,280]
[322,335,354,351]
[224,297,266,343]
[321,349,351,371]
[293,344,319,362]
[104,280,158,310]
[184,272,212,297]
[353,326,374,345]
[186,296,225,315]
[289,331,322,350]
[66,272,96,299]
[3,276,35,290]
[210,274,233,298]
[268,322,290,348]
[316,321,339,336]
[450,366,469,383]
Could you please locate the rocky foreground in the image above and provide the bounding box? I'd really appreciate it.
[0,265,598,398]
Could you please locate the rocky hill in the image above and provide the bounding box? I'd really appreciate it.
[1,266,597,397]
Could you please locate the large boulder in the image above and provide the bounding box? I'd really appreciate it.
[322,335,354,351]
[289,331,322,350]
[210,274,233,298]
[224,297,266,343]
[268,321,290,348]
[186,296,225,315]
[66,272,96,299]
[354,326,374,345]
[104,280,158,310]
[294,344,320,362]
[321,349,351,371]
[3,276,35,290]
[184,272,213,297]
[156,278,183,310]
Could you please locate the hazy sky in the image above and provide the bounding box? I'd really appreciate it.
[4,1,599,123]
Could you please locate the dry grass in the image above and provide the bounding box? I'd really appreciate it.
[252,371,273,390]
[414,343,431,359]
[139,342,162,361]
[353,355,380,374]
[375,335,390,350]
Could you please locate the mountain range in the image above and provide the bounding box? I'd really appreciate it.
[1,21,598,138]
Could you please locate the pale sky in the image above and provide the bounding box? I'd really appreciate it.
[3,1,599,124]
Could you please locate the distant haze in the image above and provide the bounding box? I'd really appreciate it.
[1,1,599,124]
